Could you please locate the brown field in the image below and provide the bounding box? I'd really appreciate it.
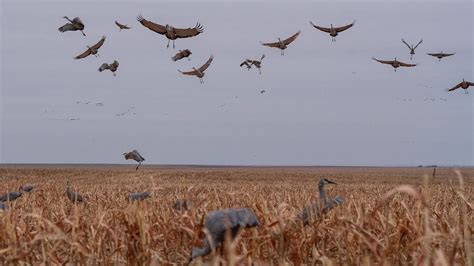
[0,166,473,265]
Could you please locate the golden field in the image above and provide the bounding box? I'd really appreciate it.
[0,165,473,265]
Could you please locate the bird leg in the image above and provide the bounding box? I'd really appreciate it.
[259,68,262,74]
[113,72,116,77]
[80,30,86,36]
[136,162,141,171]
[173,40,175,49]
[166,39,170,48]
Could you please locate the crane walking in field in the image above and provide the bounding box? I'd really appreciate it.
[300,178,344,226]
[190,207,260,261]
[261,31,300,56]
[310,20,355,42]
[372,57,417,71]
[74,36,106,59]
[178,55,214,84]
[137,15,203,49]
[447,79,474,94]
[66,181,84,203]
[123,150,145,170]
[58,16,86,36]
[402,38,423,60]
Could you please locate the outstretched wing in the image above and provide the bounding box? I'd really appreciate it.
[198,55,214,72]
[174,23,204,38]
[399,61,417,67]
[427,52,440,57]
[261,40,280,48]
[91,36,106,50]
[240,61,250,67]
[282,30,301,45]
[137,15,166,34]
[178,69,198,76]
[74,48,92,59]
[334,20,355,32]
[448,82,462,91]
[372,57,393,65]
[402,38,412,49]
[310,21,331,33]
[467,82,474,86]
[58,23,75,32]
[414,39,423,49]
[442,53,455,57]
[98,63,109,72]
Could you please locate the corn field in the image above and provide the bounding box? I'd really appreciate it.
[0,166,473,265]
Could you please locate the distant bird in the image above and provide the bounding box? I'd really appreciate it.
[172,199,192,211]
[74,36,106,59]
[123,150,145,170]
[137,15,203,48]
[447,79,474,94]
[372,57,417,71]
[310,20,355,42]
[190,208,260,261]
[128,192,151,201]
[65,181,83,203]
[178,55,214,84]
[20,184,34,192]
[172,49,192,61]
[98,60,119,76]
[402,38,423,60]
[260,90,266,94]
[0,189,23,202]
[240,54,265,74]
[300,178,343,226]
[115,20,132,31]
[261,31,301,56]
[427,51,455,61]
[58,16,86,36]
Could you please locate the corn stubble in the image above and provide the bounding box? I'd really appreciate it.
[0,167,472,265]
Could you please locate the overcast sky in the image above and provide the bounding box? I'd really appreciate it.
[0,0,472,166]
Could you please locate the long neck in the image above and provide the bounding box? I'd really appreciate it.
[191,239,212,259]
[318,184,327,205]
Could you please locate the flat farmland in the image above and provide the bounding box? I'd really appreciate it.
[0,166,473,265]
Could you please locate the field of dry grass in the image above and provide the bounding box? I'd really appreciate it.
[0,166,473,265]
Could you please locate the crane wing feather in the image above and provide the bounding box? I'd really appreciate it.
[137,15,167,34]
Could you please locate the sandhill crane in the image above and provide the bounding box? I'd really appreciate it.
[98,60,119,76]
[427,51,455,61]
[178,55,214,84]
[172,49,192,61]
[402,38,423,59]
[372,57,417,71]
[58,16,86,36]
[115,21,131,31]
[173,199,193,211]
[65,181,84,203]
[190,207,260,261]
[123,150,145,170]
[447,79,474,94]
[300,178,343,226]
[310,20,355,42]
[20,184,34,192]
[74,36,106,59]
[128,192,150,201]
[261,31,300,56]
[0,189,23,202]
[240,54,265,74]
[137,15,203,48]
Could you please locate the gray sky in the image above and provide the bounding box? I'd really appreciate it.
[1,0,473,166]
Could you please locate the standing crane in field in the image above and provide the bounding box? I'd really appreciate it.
[189,207,260,261]
[128,192,151,201]
[74,36,106,59]
[446,79,474,94]
[173,199,193,211]
[402,38,423,60]
[66,181,84,203]
[137,15,204,49]
[372,57,417,71]
[310,20,355,42]
[123,150,145,170]
[0,188,23,202]
[115,21,132,31]
[261,31,301,56]
[98,60,119,76]
[178,55,214,84]
[58,16,86,36]
[427,51,455,61]
[300,178,344,226]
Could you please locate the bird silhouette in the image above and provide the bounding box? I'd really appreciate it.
[402,38,423,60]
[447,79,474,94]
[372,57,417,71]
[178,55,214,84]
[115,21,132,31]
[261,31,300,55]
[310,20,355,42]
[65,181,84,203]
[427,51,455,61]
[299,179,343,226]
[172,49,192,61]
[74,36,106,59]
[98,60,119,76]
[58,16,85,36]
[123,150,145,170]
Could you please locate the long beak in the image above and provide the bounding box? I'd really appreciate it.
[327,179,337,185]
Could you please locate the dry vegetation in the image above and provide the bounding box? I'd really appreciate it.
[0,166,473,265]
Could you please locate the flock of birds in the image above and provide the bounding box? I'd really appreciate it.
[0,176,342,262]
[57,15,473,92]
